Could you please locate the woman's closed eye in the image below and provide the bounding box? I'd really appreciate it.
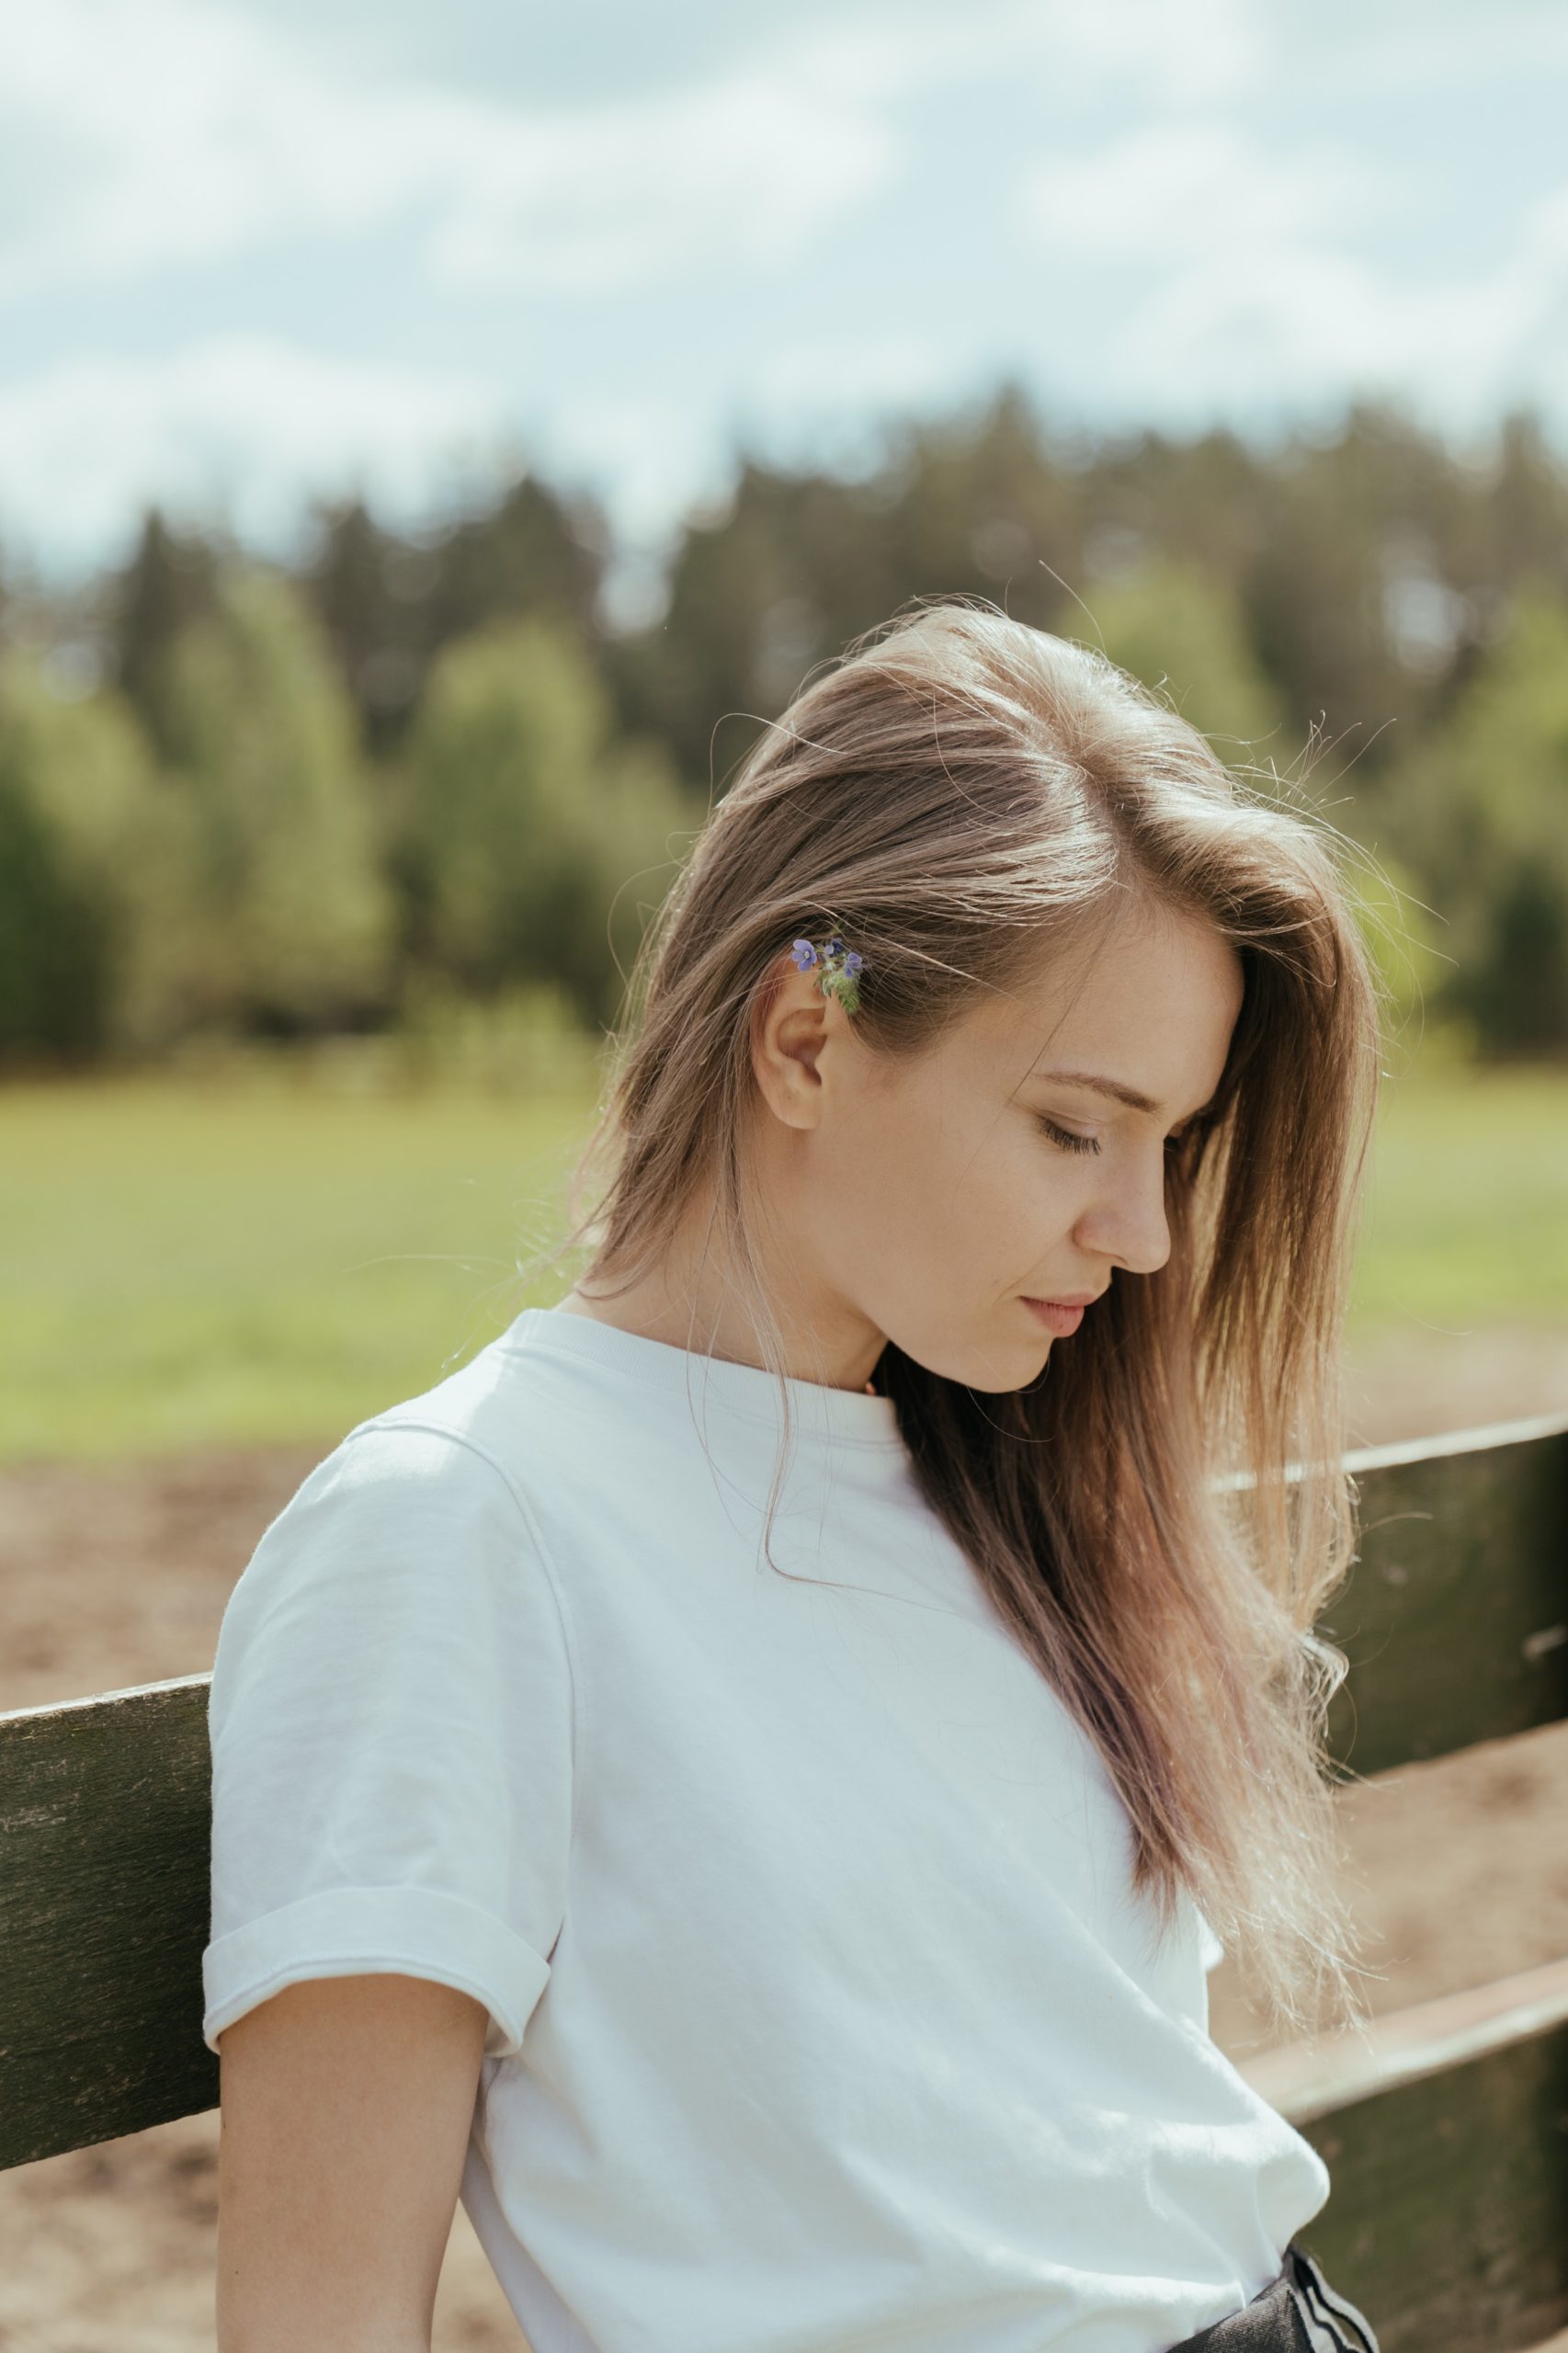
[1035,1116,1193,1158]
[1035,1117,1100,1156]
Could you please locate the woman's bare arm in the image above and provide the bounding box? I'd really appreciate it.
[215,1972,490,2353]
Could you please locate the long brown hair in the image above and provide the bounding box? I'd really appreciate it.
[526,596,1387,2040]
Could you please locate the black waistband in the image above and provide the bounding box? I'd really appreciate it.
[1165,2242,1381,2352]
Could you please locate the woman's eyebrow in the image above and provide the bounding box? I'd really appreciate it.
[1030,1066,1161,1115]
[1030,1067,1217,1123]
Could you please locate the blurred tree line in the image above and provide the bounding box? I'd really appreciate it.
[2,381,1566,1068]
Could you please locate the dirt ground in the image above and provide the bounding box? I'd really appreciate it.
[2,1324,1567,2351]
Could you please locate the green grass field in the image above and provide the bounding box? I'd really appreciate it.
[3,1056,1565,1464]
[1,1071,598,1464]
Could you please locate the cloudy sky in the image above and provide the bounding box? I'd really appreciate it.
[6,0,1567,593]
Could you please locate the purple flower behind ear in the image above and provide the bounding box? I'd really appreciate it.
[787,933,866,1016]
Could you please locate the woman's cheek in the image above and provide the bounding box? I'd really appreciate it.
[1006,1137,1062,1219]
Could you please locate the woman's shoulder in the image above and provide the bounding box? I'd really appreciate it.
[308,1315,608,1522]
[211,1332,591,1696]
[229,1329,571,1582]
[217,1314,665,1671]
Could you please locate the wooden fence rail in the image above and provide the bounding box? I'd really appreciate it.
[3,1408,1567,2351]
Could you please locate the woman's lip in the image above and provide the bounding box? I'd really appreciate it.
[1022,1297,1086,1335]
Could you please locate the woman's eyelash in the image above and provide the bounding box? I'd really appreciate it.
[1036,1117,1101,1156]
[1036,1117,1192,1158]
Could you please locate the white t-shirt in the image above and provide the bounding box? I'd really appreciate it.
[203,1304,1330,2353]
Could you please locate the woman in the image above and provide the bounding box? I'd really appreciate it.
[205,599,1384,2349]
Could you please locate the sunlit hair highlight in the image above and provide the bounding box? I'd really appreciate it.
[525,595,1389,2040]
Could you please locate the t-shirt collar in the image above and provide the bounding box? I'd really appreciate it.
[503,1306,908,1454]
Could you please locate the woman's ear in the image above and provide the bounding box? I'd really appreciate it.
[750,955,833,1132]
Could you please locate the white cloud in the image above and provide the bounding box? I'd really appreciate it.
[528,391,730,552]
[1,0,899,300]
[1341,2,1568,90]
[1023,124,1389,264]
[4,0,1565,584]
[424,74,892,294]
[0,339,515,574]
[1,0,1278,304]
[1015,109,1568,434]
[744,332,948,404]
[532,334,959,547]
[1040,157,1568,429]
[0,329,970,589]
[1006,0,1266,107]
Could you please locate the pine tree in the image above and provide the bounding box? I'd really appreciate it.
[157,568,395,1031]
[110,507,222,759]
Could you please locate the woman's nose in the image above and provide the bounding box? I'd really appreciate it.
[1075,1163,1172,1278]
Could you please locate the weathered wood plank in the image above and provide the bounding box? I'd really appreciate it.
[1322,1411,1568,1776]
[0,1413,1564,2176]
[1242,1955,1568,2123]
[1267,2006,1568,2353]
[0,1675,218,2168]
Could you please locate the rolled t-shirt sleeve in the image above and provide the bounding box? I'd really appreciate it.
[202,1416,575,2061]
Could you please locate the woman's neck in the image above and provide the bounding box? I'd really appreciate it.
[553,1256,886,1401]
